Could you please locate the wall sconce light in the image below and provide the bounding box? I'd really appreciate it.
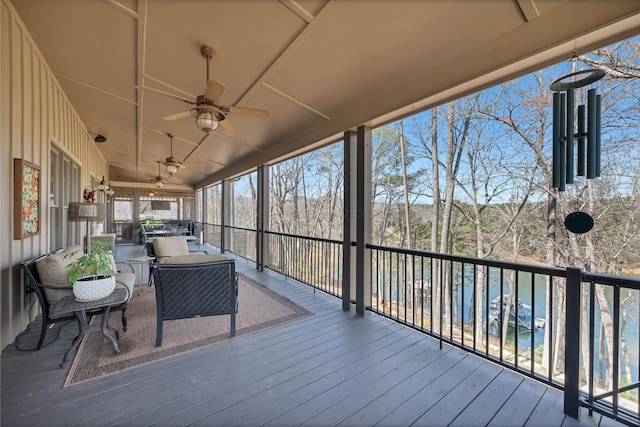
[97,176,108,191]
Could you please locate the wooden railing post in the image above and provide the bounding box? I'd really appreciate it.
[565,266,582,419]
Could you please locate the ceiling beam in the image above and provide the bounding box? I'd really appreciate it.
[235,0,339,106]
[516,0,540,22]
[136,0,148,177]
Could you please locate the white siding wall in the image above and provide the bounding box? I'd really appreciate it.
[1,1,107,349]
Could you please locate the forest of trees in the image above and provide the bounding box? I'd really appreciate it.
[217,38,640,401]
[258,39,640,275]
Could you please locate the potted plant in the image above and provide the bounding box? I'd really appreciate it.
[65,240,117,301]
[136,217,157,227]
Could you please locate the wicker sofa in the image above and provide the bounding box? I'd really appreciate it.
[151,254,237,347]
[21,246,136,350]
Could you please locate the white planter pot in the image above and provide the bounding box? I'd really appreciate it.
[73,275,116,302]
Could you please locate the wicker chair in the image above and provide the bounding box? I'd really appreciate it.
[151,258,237,347]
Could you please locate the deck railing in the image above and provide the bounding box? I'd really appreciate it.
[368,244,639,426]
[578,270,640,425]
[227,225,257,262]
[198,224,639,425]
[265,230,343,298]
[202,222,222,249]
[112,220,134,243]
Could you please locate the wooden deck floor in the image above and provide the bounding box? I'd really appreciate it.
[2,245,625,427]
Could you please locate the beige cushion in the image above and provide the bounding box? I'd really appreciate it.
[36,246,83,304]
[114,272,135,302]
[153,236,189,258]
[160,254,230,265]
[36,247,130,306]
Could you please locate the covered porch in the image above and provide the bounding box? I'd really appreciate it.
[3,1,640,426]
[1,244,624,427]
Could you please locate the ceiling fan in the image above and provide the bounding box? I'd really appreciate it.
[163,133,184,174]
[150,161,167,188]
[140,45,270,133]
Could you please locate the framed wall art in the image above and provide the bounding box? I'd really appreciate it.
[14,158,41,240]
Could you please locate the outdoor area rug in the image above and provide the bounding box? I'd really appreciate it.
[64,273,312,387]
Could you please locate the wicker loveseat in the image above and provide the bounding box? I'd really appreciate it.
[21,246,135,350]
[151,255,237,347]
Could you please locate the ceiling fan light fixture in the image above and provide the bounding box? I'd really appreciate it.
[196,111,219,133]
[166,163,179,174]
[155,179,164,188]
[105,185,115,196]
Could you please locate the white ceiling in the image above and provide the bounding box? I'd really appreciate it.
[11,0,640,190]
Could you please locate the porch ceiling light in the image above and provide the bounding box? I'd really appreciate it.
[195,110,219,133]
[105,185,114,196]
[166,163,179,174]
[155,179,164,188]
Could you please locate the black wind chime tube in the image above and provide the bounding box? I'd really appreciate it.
[559,92,566,191]
[566,88,575,184]
[596,93,602,177]
[552,92,561,189]
[587,88,597,179]
[577,104,586,176]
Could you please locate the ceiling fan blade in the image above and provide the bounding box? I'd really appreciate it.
[136,85,196,105]
[219,117,237,131]
[223,105,270,118]
[205,80,226,103]
[163,111,191,121]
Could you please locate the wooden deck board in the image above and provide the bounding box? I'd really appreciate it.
[92,310,378,422]
[451,368,525,426]
[133,316,415,426]
[354,351,479,427]
[1,245,624,427]
[259,336,441,427]
[489,377,548,426]
[213,335,434,426]
[389,358,503,427]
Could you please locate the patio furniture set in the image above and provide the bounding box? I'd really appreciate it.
[140,220,202,248]
[20,235,237,366]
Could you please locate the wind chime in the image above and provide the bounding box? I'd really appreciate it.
[549,65,605,233]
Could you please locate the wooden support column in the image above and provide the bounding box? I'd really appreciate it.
[342,130,357,311]
[256,165,269,271]
[221,180,231,253]
[355,125,372,316]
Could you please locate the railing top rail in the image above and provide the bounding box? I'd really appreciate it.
[367,243,567,277]
[582,270,640,290]
[225,224,257,232]
[266,229,342,245]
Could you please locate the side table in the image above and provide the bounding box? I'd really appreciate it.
[51,287,128,369]
[126,255,155,294]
